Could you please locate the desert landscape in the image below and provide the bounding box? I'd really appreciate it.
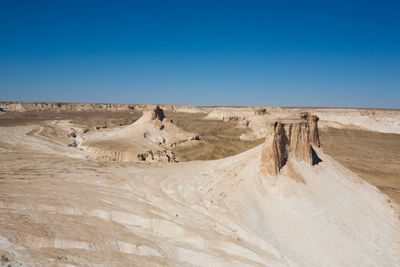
[0,102,399,266]
[2,1,400,265]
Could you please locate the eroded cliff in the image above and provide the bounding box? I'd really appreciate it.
[260,114,321,176]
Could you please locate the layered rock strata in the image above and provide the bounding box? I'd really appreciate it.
[79,106,198,163]
[260,114,321,176]
[301,112,320,147]
[85,147,176,162]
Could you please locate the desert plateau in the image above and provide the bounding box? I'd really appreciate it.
[2,1,400,265]
[0,102,399,266]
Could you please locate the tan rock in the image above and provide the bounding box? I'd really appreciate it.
[301,112,320,147]
[142,105,165,121]
[260,114,320,176]
[79,106,198,162]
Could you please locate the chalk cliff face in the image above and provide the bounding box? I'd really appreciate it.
[302,112,320,147]
[260,114,321,176]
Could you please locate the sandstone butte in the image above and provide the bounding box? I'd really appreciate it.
[261,112,321,176]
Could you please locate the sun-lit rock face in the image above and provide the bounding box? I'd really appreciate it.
[302,112,320,147]
[142,105,165,122]
[260,114,320,176]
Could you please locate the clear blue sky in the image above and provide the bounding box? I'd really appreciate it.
[1,0,399,108]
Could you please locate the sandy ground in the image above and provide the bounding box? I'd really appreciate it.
[1,108,400,266]
[320,127,400,206]
[0,110,399,266]
[165,111,264,161]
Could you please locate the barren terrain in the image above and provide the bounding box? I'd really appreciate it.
[0,103,399,266]
[320,127,400,206]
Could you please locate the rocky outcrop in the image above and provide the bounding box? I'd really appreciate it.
[79,105,199,163]
[301,112,320,147]
[254,108,269,115]
[260,114,321,176]
[84,146,177,162]
[0,102,139,112]
[205,106,281,121]
[140,106,200,148]
[142,105,166,121]
[137,150,177,163]
[0,102,210,114]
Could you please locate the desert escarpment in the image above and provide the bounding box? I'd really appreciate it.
[79,106,199,162]
[260,114,321,176]
[2,102,399,134]
[1,105,400,265]
[0,101,209,114]
[203,106,400,138]
[1,113,400,266]
[205,106,279,122]
[284,107,400,134]
[0,101,138,112]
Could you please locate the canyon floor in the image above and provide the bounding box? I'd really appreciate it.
[0,105,400,266]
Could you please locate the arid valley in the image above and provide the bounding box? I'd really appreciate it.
[0,102,399,266]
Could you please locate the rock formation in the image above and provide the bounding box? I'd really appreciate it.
[139,105,200,148]
[301,112,320,147]
[137,149,176,162]
[79,105,199,163]
[260,114,321,176]
[254,108,269,115]
[2,105,400,266]
[142,105,165,121]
